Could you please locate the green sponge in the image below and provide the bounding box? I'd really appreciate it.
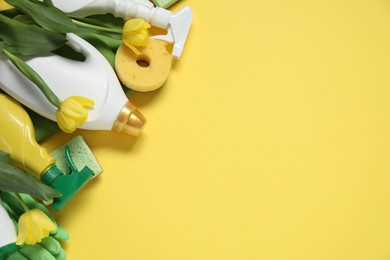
[151,0,179,8]
[50,135,102,178]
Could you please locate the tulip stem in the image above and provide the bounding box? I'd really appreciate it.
[71,19,122,34]
[14,193,29,212]
[2,48,62,108]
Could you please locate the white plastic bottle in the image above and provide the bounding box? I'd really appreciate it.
[50,0,193,59]
[0,199,17,258]
[0,33,146,136]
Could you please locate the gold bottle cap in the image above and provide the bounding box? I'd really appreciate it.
[112,102,146,136]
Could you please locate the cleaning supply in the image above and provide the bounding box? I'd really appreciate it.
[51,135,103,178]
[0,93,94,211]
[151,0,179,9]
[115,39,172,92]
[0,199,17,259]
[50,0,193,59]
[26,108,60,142]
[0,33,146,137]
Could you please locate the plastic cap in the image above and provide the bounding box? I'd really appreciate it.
[112,102,146,136]
[41,165,63,186]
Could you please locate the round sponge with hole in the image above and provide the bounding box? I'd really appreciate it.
[115,39,172,92]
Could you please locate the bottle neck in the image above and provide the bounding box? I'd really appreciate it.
[41,165,63,186]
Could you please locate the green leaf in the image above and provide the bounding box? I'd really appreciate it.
[2,49,62,108]
[0,7,21,18]
[5,0,94,34]
[12,14,35,24]
[0,14,66,56]
[87,39,116,68]
[0,151,10,163]
[0,151,62,201]
[52,43,86,62]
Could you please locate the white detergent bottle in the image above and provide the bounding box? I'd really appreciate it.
[0,33,146,136]
[50,0,193,59]
[0,199,17,258]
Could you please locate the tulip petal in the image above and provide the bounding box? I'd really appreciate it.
[61,99,86,118]
[142,22,151,29]
[16,209,56,245]
[125,43,141,55]
[56,96,94,133]
[122,18,150,54]
[16,215,28,245]
[70,96,95,109]
[56,110,77,133]
[123,18,146,32]
[123,34,148,46]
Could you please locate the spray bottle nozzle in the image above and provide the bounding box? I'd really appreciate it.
[151,6,193,59]
[41,145,93,211]
[50,0,193,59]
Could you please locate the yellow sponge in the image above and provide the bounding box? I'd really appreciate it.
[115,39,172,92]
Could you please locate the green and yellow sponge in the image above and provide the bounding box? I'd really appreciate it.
[50,135,102,178]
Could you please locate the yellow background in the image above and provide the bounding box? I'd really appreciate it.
[41,0,390,259]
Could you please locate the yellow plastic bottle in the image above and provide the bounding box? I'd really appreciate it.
[0,93,93,210]
[0,93,55,180]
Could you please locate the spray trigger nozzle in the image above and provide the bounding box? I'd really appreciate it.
[49,145,94,211]
[152,6,193,59]
[65,145,80,175]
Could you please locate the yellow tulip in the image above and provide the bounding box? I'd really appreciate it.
[122,18,151,55]
[16,208,57,245]
[56,96,94,133]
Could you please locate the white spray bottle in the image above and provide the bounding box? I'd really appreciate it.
[50,0,193,59]
[0,33,146,136]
